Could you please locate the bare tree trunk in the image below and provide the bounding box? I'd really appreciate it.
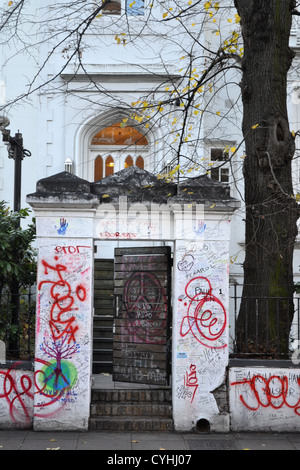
[235,0,300,354]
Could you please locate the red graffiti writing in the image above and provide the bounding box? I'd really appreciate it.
[99,232,137,239]
[55,245,91,254]
[184,364,199,403]
[179,277,227,349]
[231,374,300,416]
[124,271,167,344]
[38,256,87,344]
[0,363,33,427]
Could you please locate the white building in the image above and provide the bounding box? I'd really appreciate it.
[1,0,300,308]
[1,0,300,433]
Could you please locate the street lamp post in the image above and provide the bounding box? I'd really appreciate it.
[2,128,31,213]
[0,117,31,356]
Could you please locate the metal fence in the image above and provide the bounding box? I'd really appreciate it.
[2,282,300,361]
[0,284,36,360]
[229,284,300,358]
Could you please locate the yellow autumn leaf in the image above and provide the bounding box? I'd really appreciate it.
[169,164,180,176]
[252,123,259,129]
[102,194,110,198]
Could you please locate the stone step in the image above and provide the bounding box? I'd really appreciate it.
[92,361,113,374]
[91,401,172,417]
[89,416,174,432]
[91,388,172,403]
[89,388,173,431]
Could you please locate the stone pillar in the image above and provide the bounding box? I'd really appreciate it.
[172,209,232,432]
[27,172,98,431]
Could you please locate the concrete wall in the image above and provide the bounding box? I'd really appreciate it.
[172,216,231,432]
[34,238,93,430]
[0,363,34,429]
[3,359,300,432]
[229,361,300,432]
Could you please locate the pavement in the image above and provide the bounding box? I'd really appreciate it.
[0,429,300,452]
[1,374,299,454]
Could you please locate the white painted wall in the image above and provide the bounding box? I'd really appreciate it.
[229,365,300,432]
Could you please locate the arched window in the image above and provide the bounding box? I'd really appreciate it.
[136,156,144,169]
[94,155,103,182]
[125,155,134,168]
[91,123,148,146]
[105,155,114,177]
[88,122,149,181]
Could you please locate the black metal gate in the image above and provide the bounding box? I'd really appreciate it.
[113,246,172,386]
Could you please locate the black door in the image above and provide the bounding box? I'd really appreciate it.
[113,246,172,386]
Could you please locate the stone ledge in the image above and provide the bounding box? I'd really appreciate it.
[229,357,296,368]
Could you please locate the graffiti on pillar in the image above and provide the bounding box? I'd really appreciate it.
[179,276,227,349]
[184,364,199,403]
[35,243,91,416]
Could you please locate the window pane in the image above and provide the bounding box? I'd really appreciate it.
[210,168,219,181]
[136,156,144,169]
[126,0,144,15]
[91,123,148,146]
[95,155,103,181]
[220,168,229,183]
[125,155,134,168]
[105,155,114,176]
[102,0,121,15]
[210,148,229,162]
[211,148,224,161]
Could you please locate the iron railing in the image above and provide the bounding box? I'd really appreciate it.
[229,284,300,358]
[1,282,300,361]
[0,284,36,360]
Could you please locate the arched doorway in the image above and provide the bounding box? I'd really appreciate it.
[90,122,149,181]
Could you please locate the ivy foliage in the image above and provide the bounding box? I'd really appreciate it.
[0,201,36,291]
